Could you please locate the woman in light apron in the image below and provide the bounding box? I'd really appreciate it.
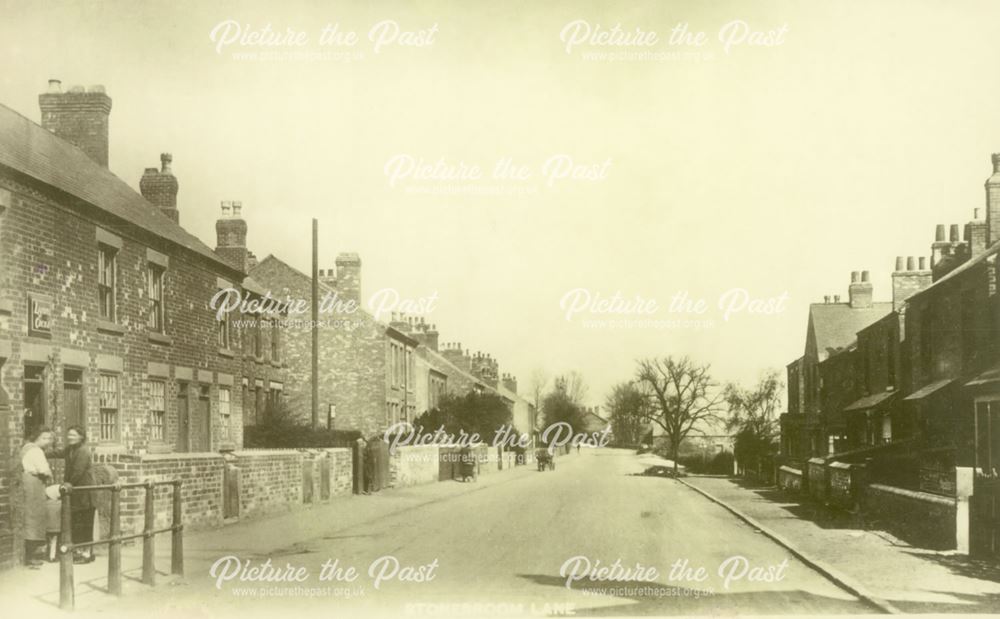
[20,426,54,568]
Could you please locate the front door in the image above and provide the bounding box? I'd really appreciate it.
[176,383,189,452]
[191,385,211,452]
[23,365,46,440]
[63,369,84,430]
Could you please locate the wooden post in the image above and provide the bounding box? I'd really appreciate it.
[58,483,75,611]
[171,480,184,576]
[311,218,319,430]
[141,481,156,586]
[108,483,122,596]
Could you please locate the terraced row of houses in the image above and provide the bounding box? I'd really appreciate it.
[778,154,1000,557]
[0,80,536,570]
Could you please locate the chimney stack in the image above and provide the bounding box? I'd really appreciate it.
[892,255,932,312]
[214,201,257,273]
[987,153,1000,247]
[967,207,988,257]
[848,270,873,309]
[39,80,113,167]
[335,253,362,306]
[139,153,179,223]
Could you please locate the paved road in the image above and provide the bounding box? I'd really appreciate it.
[97,449,874,617]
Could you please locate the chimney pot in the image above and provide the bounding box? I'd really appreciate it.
[935,224,946,242]
[861,270,870,283]
[906,256,916,271]
[160,152,172,173]
[992,153,1000,173]
[894,256,905,271]
[919,256,927,270]
[824,295,830,304]
[949,224,960,242]
[47,79,62,93]
[975,208,982,220]
[833,295,841,303]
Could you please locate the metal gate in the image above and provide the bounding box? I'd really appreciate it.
[972,477,1000,558]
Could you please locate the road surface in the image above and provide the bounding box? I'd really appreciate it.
[104,448,873,617]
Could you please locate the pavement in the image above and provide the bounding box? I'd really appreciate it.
[680,475,1000,614]
[1,448,983,618]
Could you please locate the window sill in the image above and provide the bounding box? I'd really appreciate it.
[0,299,12,315]
[97,320,126,335]
[93,443,127,455]
[254,356,266,365]
[270,359,283,368]
[217,348,235,358]
[148,332,173,346]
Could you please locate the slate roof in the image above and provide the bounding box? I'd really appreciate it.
[843,390,896,412]
[0,102,235,273]
[905,241,1000,303]
[810,302,894,362]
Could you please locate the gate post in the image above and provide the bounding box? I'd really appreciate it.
[171,479,184,576]
[58,483,75,611]
[353,438,365,494]
[109,483,122,596]
[142,481,156,586]
[956,467,974,555]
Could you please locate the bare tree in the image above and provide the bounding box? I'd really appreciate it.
[635,356,724,474]
[527,368,549,411]
[555,370,589,406]
[724,370,782,474]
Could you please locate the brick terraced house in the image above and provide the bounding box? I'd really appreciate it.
[0,81,265,568]
[778,154,1000,557]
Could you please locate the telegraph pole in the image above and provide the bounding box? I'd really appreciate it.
[311,218,319,430]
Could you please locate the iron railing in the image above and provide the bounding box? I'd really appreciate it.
[57,479,183,611]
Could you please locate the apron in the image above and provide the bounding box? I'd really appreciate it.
[19,443,50,542]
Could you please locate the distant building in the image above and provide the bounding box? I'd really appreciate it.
[780,273,893,459]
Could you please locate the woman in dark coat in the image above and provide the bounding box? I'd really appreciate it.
[56,426,97,563]
[20,426,54,568]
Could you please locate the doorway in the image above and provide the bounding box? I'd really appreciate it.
[190,384,211,453]
[23,365,46,439]
[63,369,84,430]
[175,382,189,452]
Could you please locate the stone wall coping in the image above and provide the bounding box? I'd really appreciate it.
[779,465,803,475]
[829,461,853,470]
[868,483,956,507]
[140,452,226,462]
[808,457,827,465]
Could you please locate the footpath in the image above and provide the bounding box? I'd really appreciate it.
[680,475,1000,614]
[0,455,553,618]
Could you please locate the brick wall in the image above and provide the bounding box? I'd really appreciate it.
[0,173,245,453]
[777,465,804,492]
[389,445,440,488]
[864,483,956,550]
[249,257,392,437]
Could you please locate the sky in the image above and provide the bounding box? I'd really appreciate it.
[2,0,999,408]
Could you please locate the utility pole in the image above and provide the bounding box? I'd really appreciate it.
[311,218,319,430]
